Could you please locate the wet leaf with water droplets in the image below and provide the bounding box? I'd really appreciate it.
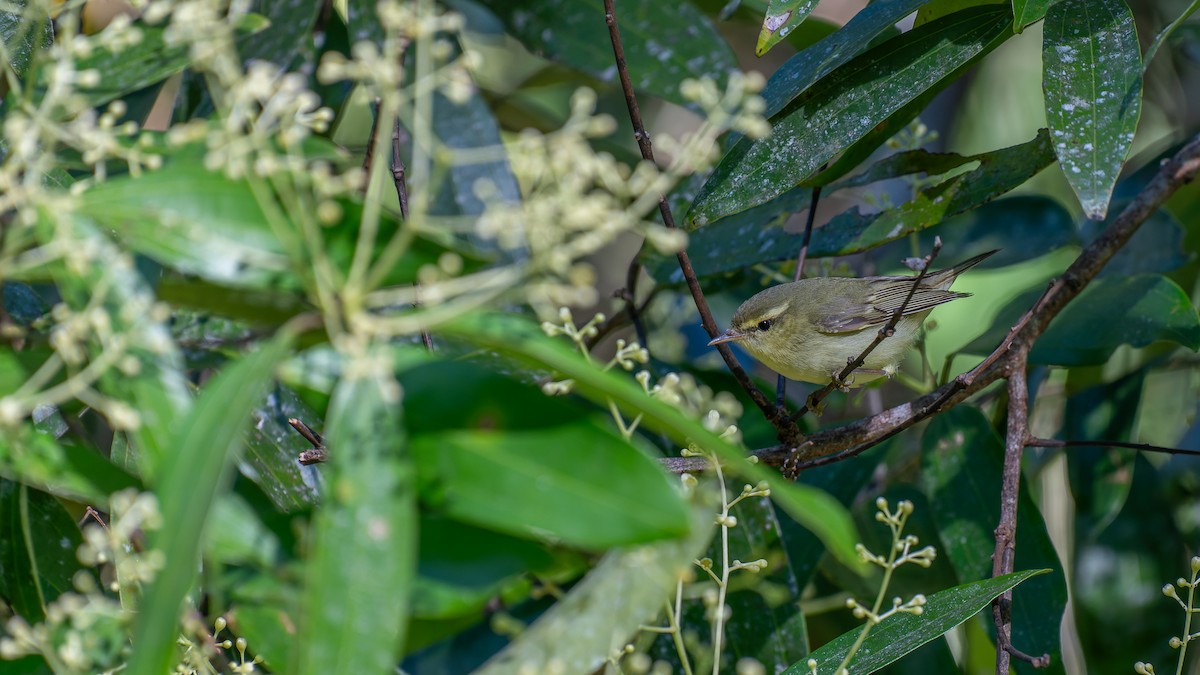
[1042,0,1142,220]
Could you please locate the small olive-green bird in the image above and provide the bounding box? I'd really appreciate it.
[709,250,997,386]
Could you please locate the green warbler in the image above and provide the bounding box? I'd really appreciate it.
[709,250,997,385]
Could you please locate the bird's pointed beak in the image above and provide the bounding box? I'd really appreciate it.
[708,329,746,346]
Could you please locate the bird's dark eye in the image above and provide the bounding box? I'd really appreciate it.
[757,319,773,332]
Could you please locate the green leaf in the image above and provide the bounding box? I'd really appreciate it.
[756,0,821,56]
[423,89,522,219]
[437,313,862,571]
[241,0,322,68]
[0,4,52,79]
[1064,372,1143,539]
[0,425,141,503]
[759,0,927,118]
[78,159,293,287]
[687,6,1014,227]
[297,361,417,674]
[0,480,84,623]
[413,515,553,620]
[1089,207,1191,277]
[474,0,738,108]
[1032,274,1200,366]
[920,408,1067,674]
[404,361,690,549]
[41,218,192,480]
[72,14,269,107]
[1013,0,1053,28]
[644,186,811,284]
[787,569,1050,674]
[203,493,280,568]
[475,503,713,674]
[242,384,322,511]
[127,333,293,675]
[1042,0,1142,220]
[895,195,1076,269]
[346,0,385,44]
[807,130,1055,256]
[78,153,488,294]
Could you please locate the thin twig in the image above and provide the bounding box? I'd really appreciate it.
[391,117,410,220]
[991,358,1051,670]
[622,258,649,351]
[601,0,799,442]
[388,114,432,349]
[1026,437,1200,457]
[776,184,823,408]
[289,418,328,465]
[362,98,383,192]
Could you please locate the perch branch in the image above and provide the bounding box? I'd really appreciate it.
[990,357,1051,670]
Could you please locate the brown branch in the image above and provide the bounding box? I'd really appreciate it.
[601,0,799,443]
[362,98,383,192]
[990,357,1050,670]
[391,117,410,221]
[289,418,328,465]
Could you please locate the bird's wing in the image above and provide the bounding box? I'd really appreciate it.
[814,281,968,334]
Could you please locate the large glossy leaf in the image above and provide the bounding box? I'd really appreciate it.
[72,14,268,107]
[806,130,1055,256]
[438,312,862,570]
[127,334,293,675]
[756,0,821,56]
[920,408,1068,675]
[0,480,84,623]
[404,360,690,549]
[412,515,554,620]
[424,89,522,220]
[787,569,1050,673]
[643,185,811,284]
[297,361,417,674]
[1014,0,1053,28]
[0,3,52,79]
[241,0,322,68]
[1063,371,1143,540]
[687,5,1013,228]
[0,425,141,503]
[1032,274,1200,366]
[890,195,1076,269]
[42,218,192,480]
[78,159,293,287]
[1088,207,1190,277]
[474,0,737,107]
[475,503,712,674]
[78,154,489,294]
[1043,0,1142,220]
[243,384,323,511]
[760,0,928,119]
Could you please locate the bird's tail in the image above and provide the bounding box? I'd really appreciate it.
[929,249,999,287]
